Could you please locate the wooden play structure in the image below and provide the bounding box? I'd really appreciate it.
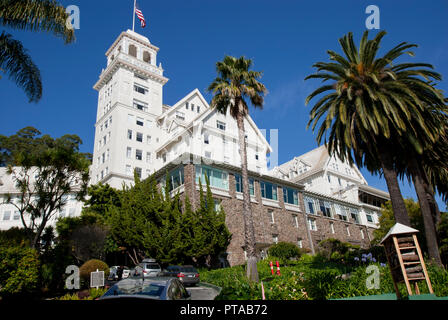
[381,223,433,298]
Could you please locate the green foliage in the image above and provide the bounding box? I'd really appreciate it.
[105,173,231,267]
[317,238,359,263]
[268,242,303,262]
[0,227,30,246]
[0,245,40,296]
[0,127,91,250]
[56,288,107,300]
[438,212,448,267]
[79,259,109,282]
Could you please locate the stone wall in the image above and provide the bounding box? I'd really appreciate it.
[181,163,376,266]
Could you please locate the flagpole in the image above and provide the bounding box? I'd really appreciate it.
[132,0,136,31]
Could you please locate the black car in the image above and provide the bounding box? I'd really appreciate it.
[98,277,191,300]
[161,265,200,286]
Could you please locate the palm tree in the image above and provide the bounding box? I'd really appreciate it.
[305,30,445,231]
[0,0,75,102]
[208,56,267,282]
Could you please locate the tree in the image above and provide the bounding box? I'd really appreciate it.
[0,128,90,250]
[208,55,267,282]
[373,199,426,250]
[374,199,448,267]
[0,0,75,102]
[106,172,231,267]
[304,31,445,261]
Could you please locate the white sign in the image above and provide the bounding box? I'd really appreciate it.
[90,269,105,289]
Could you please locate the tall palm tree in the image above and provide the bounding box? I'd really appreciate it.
[208,56,267,282]
[305,30,445,231]
[0,0,75,102]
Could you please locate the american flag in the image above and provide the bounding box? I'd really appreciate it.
[135,4,146,28]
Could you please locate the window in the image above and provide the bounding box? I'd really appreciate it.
[146,135,151,145]
[3,211,11,221]
[327,174,331,183]
[127,129,133,140]
[330,222,335,234]
[214,199,222,212]
[134,84,148,95]
[126,165,132,175]
[166,167,184,191]
[272,235,278,244]
[366,212,374,223]
[136,149,143,160]
[126,147,132,159]
[268,209,275,224]
[106,149,110,162]
[143,51,151,63]
[260,181,278,201]
[304,196,316,214]
[283,187,299,205]
[195,165,229,190]
[255,154,259,160]
[135,167,142,178]
[216,120,226,131]
[319,200,332,217]
[338,177,342,186]
[350,209,360,224]
[176,111,185,121]
[297,239,303,248]
[235,174,255,196]
[128,114,134,123]
[146,152,151,163]
[13,211,20,221]
[134,100,148,112]
[101,152,105,164]
[307,218,317,231]
[333,204,347,221]
[292,215,299,228]
[136,117,144,126]
[129,44,137,57]
[197,106,200,113]
[136,132,143,142]
[185,102,189,110]
[204,132,209,144]
[191,103,194,111]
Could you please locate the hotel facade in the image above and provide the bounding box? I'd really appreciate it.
[0,30,389,266]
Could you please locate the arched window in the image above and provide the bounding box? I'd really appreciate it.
[143,51,151,63]
[129,44,137,57]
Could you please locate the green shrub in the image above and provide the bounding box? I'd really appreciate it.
[0,245,40,296]
[79,259,109,285]
[268,242,302,261]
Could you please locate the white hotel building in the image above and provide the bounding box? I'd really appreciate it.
[0,30,389,263]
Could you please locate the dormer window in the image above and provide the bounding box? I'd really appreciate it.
[176,111,185,121]
[217,120,226,131]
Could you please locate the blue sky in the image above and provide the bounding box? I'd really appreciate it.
[0,0,447,210]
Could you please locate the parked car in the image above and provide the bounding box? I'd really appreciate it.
[98,277,191,300]
[161,265,200,286]
[138,258,162,277]
[108,266,130,280]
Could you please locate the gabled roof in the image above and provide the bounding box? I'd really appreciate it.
[155,88,272,154]
[157,88,209,122]
[380,223,419,244]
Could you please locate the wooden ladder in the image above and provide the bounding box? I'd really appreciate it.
[392,234,433,296]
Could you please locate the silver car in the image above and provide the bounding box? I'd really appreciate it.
[138,259,162,277]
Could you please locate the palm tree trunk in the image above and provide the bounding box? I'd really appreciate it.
[236,103,259,282]
[378,151,411,226]
[410,158,443,266]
